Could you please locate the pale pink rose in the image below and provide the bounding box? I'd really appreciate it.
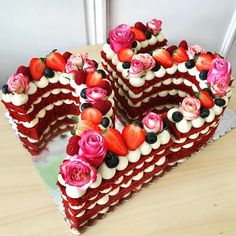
[69,53,86,69]
[60,158,97,191]
[83,58,96,73]
[210,78,228,97]
[129,59,144,74]
[147,19,162,35]
[187,45,206,59]
[142,112,163,133]
[65,60,78,73]
[109,24,135,53]
[7,73,30,94]
[86,87,107,104]
[179,96,201,120]
[132,53,156,71]
[78,130,107,166]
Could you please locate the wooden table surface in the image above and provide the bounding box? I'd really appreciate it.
[0,45,236,236]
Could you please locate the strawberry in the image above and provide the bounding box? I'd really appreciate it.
[63,51,72,61]
[166,45,177,55]
[16,66,31,77]
[98,80,112,95]
[29,58,46,81]
[86,71,103,87]
[93,100,112,115]
[81,108,102,125]
[134,22,147,32]
[117,48,134,62]
[103,128,128,156]
[178,40,188,50]
[173,47,189,63]
[130,26,146,41]
[197,90,214,108]
[46,51,66,72]
[153,49,174,68]
[213,53,223,59]
[66,135,80,156]
[73,70,87,85]
[76,120,102,136]
[122,124,145,150]
[195,53,214,71]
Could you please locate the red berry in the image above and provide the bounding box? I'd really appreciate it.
[86,71,103,87]
[76,120,102,137]
[198,90,214,109]
[117,48,134,62]
[172,47,189,63]
[178,40,188,50]
[103,128,128,156]
[16,66,31,77]
[166,45,177,55]
[29,58,46,81]
[130,26,146,41]
[213,53,223,59]
[46,51,66,72]
[63,51,72,61]
[97,80,112,95]
[73,70,87,85]
[92,100,112,115]
[134,22,147,32]
[153,49,174,68]
[66,135,80,156]
[196,53,214,71]
[122,124,145,150]
[81,108,102,125]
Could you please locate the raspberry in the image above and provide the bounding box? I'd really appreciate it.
[73,70,87,85]
[97,80,112,95]
[63,51,72,61]
[66,135,80,156]
[16,66,31,77]
[93,100,112,115]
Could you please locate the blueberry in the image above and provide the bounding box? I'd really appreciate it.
[145,30,152,39]
[43,67,55,78]
[207,51,213,55]
[185,59,195,69]
[199,70,208,80]
[80,88,87,99]
[97,69,106,78]
[215,98,226,107]
[80,103,91,111]
[145,132,157,144]
[122,62,130,69]
[92,60,98,68]
[132,41,137,48]
[152,62,161,71]
[107,38,110,44]
[105,152,119,168]
[163,120,169,129]
[200,108,210,118]
[101,117,110,128]
[2,84,9,94]
[172,111,183,122]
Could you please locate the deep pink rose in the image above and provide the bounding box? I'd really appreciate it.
[109,24,135,53]
[187,45,206,59]
[60,158,97,190]
[142,112,163,133]
[132,53,156,71]
[179,96,201,120]
[129,59,144,74]
[7,73,30,94]
[147,19,162,35]
[86,87,107,104]
[78,130,107,166]
[83,58,96,73]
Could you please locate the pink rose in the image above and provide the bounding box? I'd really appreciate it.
[60,158,97,190]
[133,53,156,71]
[142,112,163,133]
[78,130,107,166]
[179,96,201,120]
[70,53,86,69]
[86,87,107,104]
[109,24,135,53]
[129,59,144,74]
[7,73,30,94]
[83,58,96,73]
[210,78,228,97]
[147,19,162,35]
[187,45,206,59]
[65,60,78,73]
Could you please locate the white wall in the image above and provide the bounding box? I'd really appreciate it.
[0,0,87,86]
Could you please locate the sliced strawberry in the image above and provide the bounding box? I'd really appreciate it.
[86,71,103,87]
[117,48,134,62]
[166,45,177,55]
[66,135,80,156]
[97,80,112,95]
[178,40,188,50]
[16,66,31,77]
[173,47,189,63]
[103,128,128,156]
[63,51,72,61]
[196,53,214,71]
[197,90,214,108]
[153,49,174,68]
[76,120,102,136]
[29,58,46,81]
[46,51,66,72]
[73,70,87,85]
[130,26,146,41]
[81,108,102,125]
[122,124,145,150]
[134,22,147,32]
[93,100,112,115]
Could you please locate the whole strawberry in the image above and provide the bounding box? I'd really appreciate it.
[66,135,80,156]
